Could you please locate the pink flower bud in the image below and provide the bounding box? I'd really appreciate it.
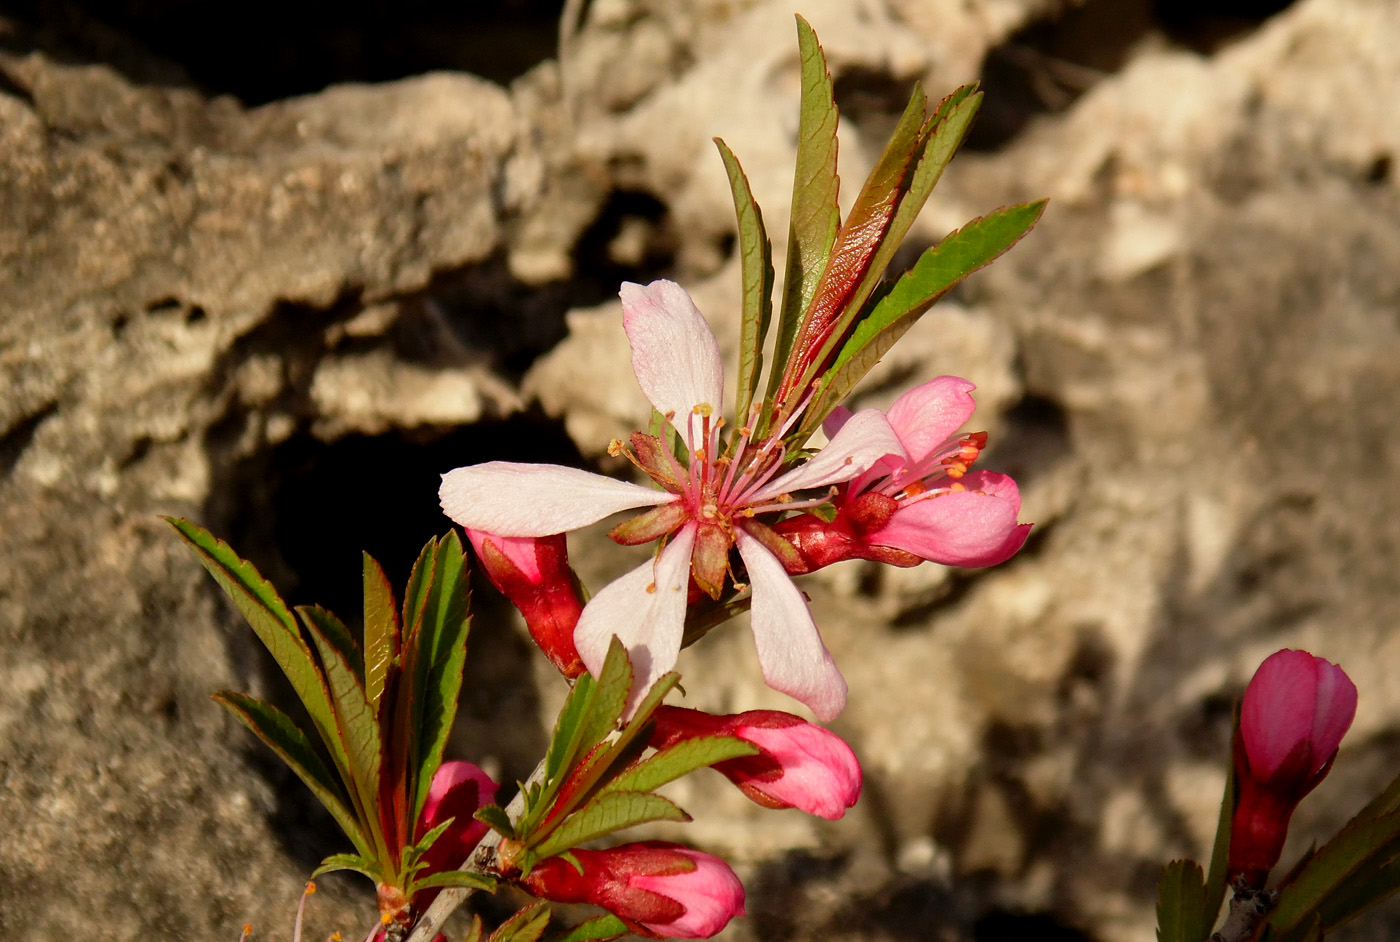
[417,760,499,877]
[522,842,745,938]
[1229,649,1357,886]
[465,530,585,677]
[650,707,861,820]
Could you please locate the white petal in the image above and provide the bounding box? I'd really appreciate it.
[755,408,905,499]
[735,530,848,721]
[440,462,672,536]
[575,524,698,697]
[620,280,724,447]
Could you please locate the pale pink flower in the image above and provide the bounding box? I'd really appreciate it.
[521,841,745,939]
[1229,649,1357,886]
[776,376,1029,572]
[441,280,903,720]
[650,706,861,819]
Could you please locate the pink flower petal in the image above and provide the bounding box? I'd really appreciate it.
[739,722,861,820]
[870,472,1028,567]
[632,849,747,938]
[756,409,904,499]
[1311,659,1359,761]
[464,530,546,583]
[735,530,847,721]
[621,281,725,448]
[883,376,978,460]
[575,523,698,695]
[440,461,673,536]
[1241,650,1323,778]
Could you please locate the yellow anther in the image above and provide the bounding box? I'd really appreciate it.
[607,439,625,456]
[381,912,394,925]
[305,881,317,894]
[646,582,657,594]
[693,403,713,417]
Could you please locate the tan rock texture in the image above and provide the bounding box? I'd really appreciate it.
[4,1,1400,940]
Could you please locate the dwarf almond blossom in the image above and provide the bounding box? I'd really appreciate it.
[775,376,1029,573]
[1229,649,1357,887]
[521,842,745,939]
[441,280,904,721]
[650,706,861,819]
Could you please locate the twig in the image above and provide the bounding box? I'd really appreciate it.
[1210,879,1276,942]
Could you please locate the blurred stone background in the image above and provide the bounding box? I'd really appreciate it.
[3,0,1399,940]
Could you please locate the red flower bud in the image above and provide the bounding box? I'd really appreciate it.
[650,706,861,819]
[466,530,585,677]
[1229,649,1357,886]
[522,842,745,938]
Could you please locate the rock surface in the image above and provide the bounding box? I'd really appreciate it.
[4,1,1400,941]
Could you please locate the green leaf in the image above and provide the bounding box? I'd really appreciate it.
[490,902,552,942]
[531,792,690,861]
[300,603,364,683]
[212,691,372,860]
[463,915,486,942]
[716,138,775,426]
[1155,860,1210,942]
[311,852,382,882]
[781,84,928,403]
[602,735,759,796]
[363,552,399,715]
[549,915,629,942]
[544,671,596,787]
[802,200,1047,438]
[300,605,385,855]
[767,14,841,422]
[574,637,633,755]
[411,870,499,894]
[403,816,458,877]
[1266,811,1400,939]
[165,518,351,789]
[474,803,516,839]
[1202,738,1238,930]
[412,559,472,824]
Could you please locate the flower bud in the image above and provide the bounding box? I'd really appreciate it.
[522,842,745,938]
[417,760,499,878]
[466,530,585,677]
[1229,649,1357,886]
[650,706,861,820]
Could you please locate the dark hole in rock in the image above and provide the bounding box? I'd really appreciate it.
[984,393,1072,487]
[1153,0,1301,53]
[6,0,566,104]
[204,414,579,858]
[975,909,1097,942]
[965,0,1299,152]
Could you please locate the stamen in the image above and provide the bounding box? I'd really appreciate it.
[239,924,253,942]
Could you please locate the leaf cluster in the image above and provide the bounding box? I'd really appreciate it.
[721,15,1046,448]
[166,519,493,908]
[474,638,758,876]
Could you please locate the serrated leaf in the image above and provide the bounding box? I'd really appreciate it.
[363,553,399,714]
[801,200,1047,439]
[490,902,552,942]
[1267,811,1400,938]
[493,904,553,942]
[403,816,458,877]
[474,803,516,839]
[311,852,382,882]
[410,534,472,822]
[785,85,984,411]
[767,14,840,425]
[301,605,385,856]
[549,914,629,942]
[716,138,775,426]
[1203,736,1238,930]
[411,870,498,894]
[212,691,371,860]
[602,735,759,796]
[166,518,351,789]
[531,792,689,861]
[780,84,927,404]
[1156,860,1210,942]
[575,637,633,754]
